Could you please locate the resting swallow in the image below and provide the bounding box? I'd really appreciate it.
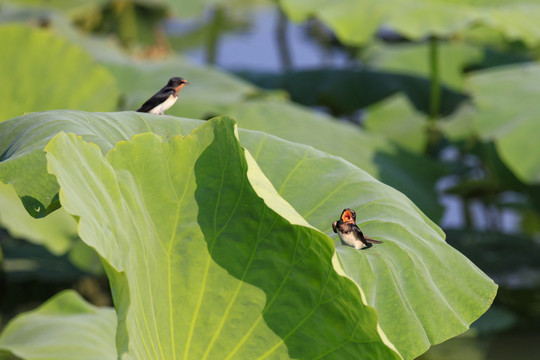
[136,77,189,115]
[332,208,383,250]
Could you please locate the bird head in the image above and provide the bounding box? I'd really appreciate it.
[168,77,190,90]
[340,208,356,223]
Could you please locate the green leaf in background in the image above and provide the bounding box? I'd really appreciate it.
[1,7,261,119]
[45,118,400,359]
[0,182,77,255]
[0,290,117,360]
[468,63,540,183]
[436,104,477,141]
[279,0,540,47]
[0,24,119,122]
[279,0,388,45]
[364,41,483,91]
[363,94,427,153]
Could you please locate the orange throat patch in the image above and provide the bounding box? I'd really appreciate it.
[342,210,353,222]
[175,83,186,91]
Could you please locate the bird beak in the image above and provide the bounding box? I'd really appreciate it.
[175,81,190,92]
[342,209,353,222]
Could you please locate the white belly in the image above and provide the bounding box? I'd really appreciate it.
[337,231,368,249]
[149,95,177,115]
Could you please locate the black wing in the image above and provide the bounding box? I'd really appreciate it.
[353,224,382,244]
[137,88,175,113]
[332,221,338,233]
[351,224,371,248]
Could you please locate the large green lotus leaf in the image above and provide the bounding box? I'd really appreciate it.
[45,118,400,359]
[1,110,495,358]
[239,128,497,360]
[0,290,117,360]
[0,182,77,255]
[103,56,258,119]
[279,0,540,47]
[227,100,445,221]
[365,42,483,91]
[0,25,118,122]
[468,63,540,183]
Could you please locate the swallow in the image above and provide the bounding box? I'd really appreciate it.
[332,208,383,250]
[136,77,189,115]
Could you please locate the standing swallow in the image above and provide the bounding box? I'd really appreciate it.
[136,77,189,115]
[332,208,383,250]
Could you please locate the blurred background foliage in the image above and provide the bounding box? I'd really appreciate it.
[0,0,539,358]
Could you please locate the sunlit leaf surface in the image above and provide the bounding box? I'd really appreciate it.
[0,111,496,359]
[45,118,400,359]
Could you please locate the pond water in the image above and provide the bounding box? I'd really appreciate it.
[180,6,349,71]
